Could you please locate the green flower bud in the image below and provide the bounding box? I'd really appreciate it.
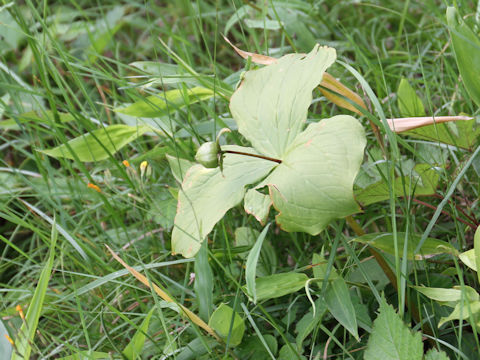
[195,141,221,168]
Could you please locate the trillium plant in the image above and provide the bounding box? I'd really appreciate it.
[172,45,366,258]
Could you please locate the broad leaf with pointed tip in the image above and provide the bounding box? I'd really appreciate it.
[230,45,337,159]
[172,146,276,258]
[172,45,366,257]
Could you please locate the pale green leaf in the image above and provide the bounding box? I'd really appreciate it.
[244,189,272,225]
[475,227,480,282]
[325,277,359,340]
[57,351,111,360]
[40,124,149,162]
[259,116,365,234]
[460,249,477,271]
[0,110,75,130]
[12,224,57,360]
[447,7,480,108]
[246,224,271,303]
[438,300,480,328]
[122,308,155,360]
[312,251,338,280]
[397,78,425,117]
[353,232,457,260]
[208,303,245,346]
[194,241,214,321]
[414,285,479,303]
[230,44,336,159]
[244,18,282,30]
[364,299,423,360]
[114,87,214,118]
[0,320,12,360]
[172,145,276,258]
[255,272,308,301]
[235,227,277,276]
[166,154,195,183]
[355,163,440,206]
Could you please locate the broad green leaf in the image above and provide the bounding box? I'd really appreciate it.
[224,6,249,35]
[230,44,336,159]
[194,241,214,321]
[40,124,149,162]
[364,298,422,360]
[278,344,306,360]
[0,319,12,360]
[130,61,199,86]
[397,78,425,117]
[246,224,271,303]
[172,145,276,258]
[425,349,450,360]
[312,251,338,280]
[414,285,479,304]
[57,351,111,360]
[244,18,282,30]
[447,7,480,108]
[122,308,155,360]
[255,272,308,301]
[237,335,278,360]
[175,337,217,360]
[12,224,57,360]
[355,163,440,206]
[324,277,359,340]
[405,117,480,150]
[166,154,195,183]
[353,232,457,260]
[475,227,480,282]
[258,116,365,234]
[114,87,214,118]
[295,300,327,350]
[208,303,245,346]
[0,110,75,130]
[460,249,477,271]
[244,189,272,225]
[235,227,277,276]
[438,300,480,329]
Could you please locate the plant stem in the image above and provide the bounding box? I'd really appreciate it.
[222,150,282,164]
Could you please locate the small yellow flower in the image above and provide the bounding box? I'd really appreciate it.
[4,334,14,346]
[122,160,131,168]
[15,305,24,320]
[87,183,101,193]
[140,161,150,178]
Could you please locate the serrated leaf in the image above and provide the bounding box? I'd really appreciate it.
[325,277,359,340]
[355,163,440,206]
[259,116,365,234]
[364,299,423,360]
[122,308,154,360]
[425,349,450,360]
[208,304,245,346]
[40,125,149,162]
[172,146,276,258]
[230,44,336,159]
[353,232,457,260]
[114,87,214,118]
[255,272,308,301]
[397,78,425,117]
